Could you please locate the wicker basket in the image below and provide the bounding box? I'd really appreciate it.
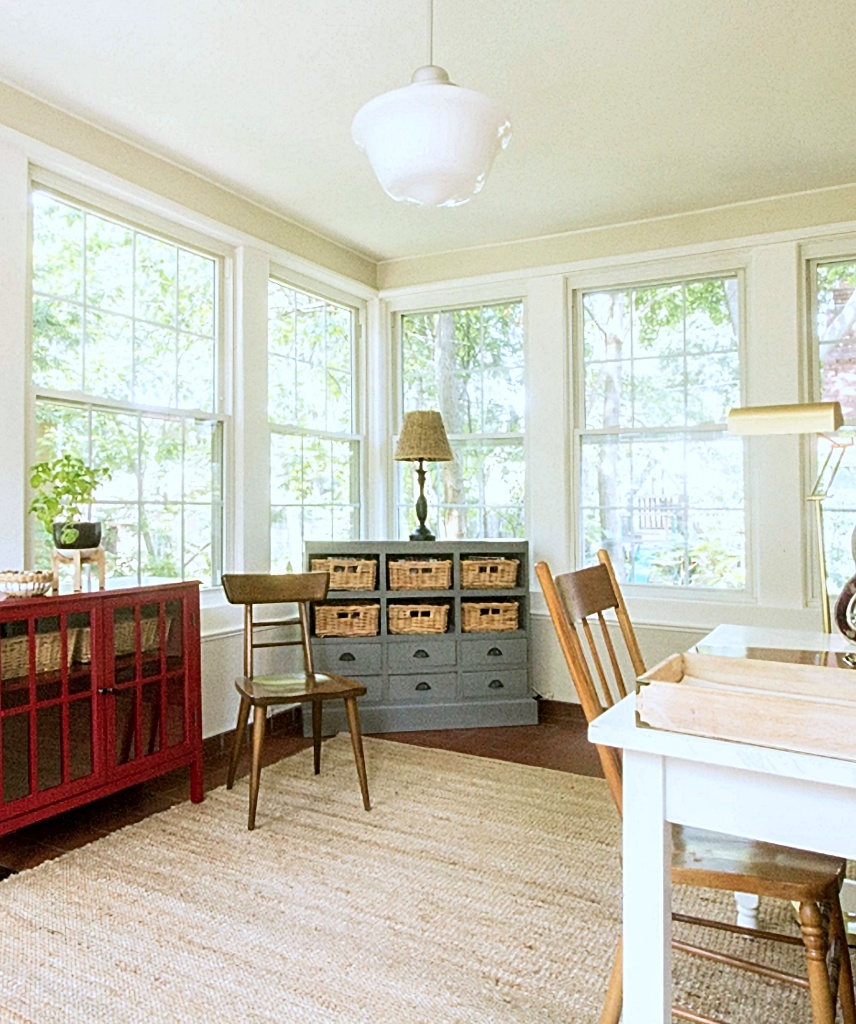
[314,603,379,638]
[461,558,519,589]
[388,604,449,635]
[74,616,160,663]
[461,601,519,633]
[388,559,452,590]
[0,570,53,598]
[0,629,74,680]
[310,558,377,591]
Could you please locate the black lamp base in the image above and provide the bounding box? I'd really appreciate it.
[409,458,437,542]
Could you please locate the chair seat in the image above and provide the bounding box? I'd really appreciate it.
[673,825,845,902]
[234,672,367,705]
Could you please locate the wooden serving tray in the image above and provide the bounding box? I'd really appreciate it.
[636,652,856,761]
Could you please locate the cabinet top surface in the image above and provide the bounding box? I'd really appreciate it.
[305,540,528,553]
[0,579,200,615]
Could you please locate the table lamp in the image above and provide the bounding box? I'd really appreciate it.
[394,410,453,541]
[728,400,848,633]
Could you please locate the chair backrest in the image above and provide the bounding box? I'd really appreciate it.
[535,550,645,814]
[221,572,330,678]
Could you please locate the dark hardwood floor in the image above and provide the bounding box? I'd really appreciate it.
[0,699,598,878]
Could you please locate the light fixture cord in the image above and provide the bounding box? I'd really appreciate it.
[428,0,434,66]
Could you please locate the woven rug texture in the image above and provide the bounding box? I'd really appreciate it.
[0,735,842,1023]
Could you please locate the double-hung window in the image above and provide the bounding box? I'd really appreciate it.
[398,300,525,539]
[30,187,224,586]
[268,277,361,572]
[578,275,744,587]
[810,256,856,592]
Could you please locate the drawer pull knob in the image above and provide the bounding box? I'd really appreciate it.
[97,687,120,696]
[413,649,429,658]
[487,647,503,657]
[415,681,432,691]
[488,679,504,689]
[338,652,356,662]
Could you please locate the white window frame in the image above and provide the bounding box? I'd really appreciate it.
[28,175,231,587]
[267,268,367,572]
[568,253,751,611]
[392,290,527,541]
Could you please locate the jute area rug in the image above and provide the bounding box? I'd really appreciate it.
[0,735,835,1023]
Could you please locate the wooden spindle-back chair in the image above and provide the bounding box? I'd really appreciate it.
[536,550,856,1024]
[222,572,371,830]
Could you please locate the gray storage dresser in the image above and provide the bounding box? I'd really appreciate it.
[304,540,536,733]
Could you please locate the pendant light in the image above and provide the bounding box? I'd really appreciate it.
[351,1,512,207]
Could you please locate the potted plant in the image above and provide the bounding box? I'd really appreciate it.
[28,454,112,549]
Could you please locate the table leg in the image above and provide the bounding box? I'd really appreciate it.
[622,748,672,1023]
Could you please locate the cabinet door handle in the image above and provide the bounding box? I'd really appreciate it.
[97,687,121,696]
[413,649,430,658]
[488,679,504,689]
[338,652,356,662]
[415,681,432,691]
[487,647,503,657]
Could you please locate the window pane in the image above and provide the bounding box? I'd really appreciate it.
[32,298,83,392]
[400,300,525,538]
[580,276,743,590]
[32,193,84,302]
[33,400,222,587]
[31,188,222,586]
[85,214,133,315]
[268,278,360,568]
[579,433,744,588]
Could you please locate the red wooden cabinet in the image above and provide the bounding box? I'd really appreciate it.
[0,581,203,836]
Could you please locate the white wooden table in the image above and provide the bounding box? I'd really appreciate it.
[590,624,856,1023]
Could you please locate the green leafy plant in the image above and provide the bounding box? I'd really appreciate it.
[28,455,112,546]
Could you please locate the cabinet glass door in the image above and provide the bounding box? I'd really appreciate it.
[1,608,95,807]
[109,597,187,768]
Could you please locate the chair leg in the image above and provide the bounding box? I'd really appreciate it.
[343,697,371,811]
[247,705,266,831]
[227,695,251,790]
[599,937,622,1024]
[831,898,856,1024]
[799,901,837,1024]
[312,700,322,775]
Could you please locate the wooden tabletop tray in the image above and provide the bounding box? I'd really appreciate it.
[636,652,856,761]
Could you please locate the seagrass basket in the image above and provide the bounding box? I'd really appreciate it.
[388,604,449,635]
[74,616,160,663]
[461,601,519,633]
[460,558,519,589]
[0,630,74,680]
[314,603,379,638]
[388,559,452,590]
[310,558,377,591]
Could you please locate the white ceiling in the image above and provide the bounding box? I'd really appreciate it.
[0,0,853,265]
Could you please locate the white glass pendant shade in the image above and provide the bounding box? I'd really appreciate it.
[352,66,511,207]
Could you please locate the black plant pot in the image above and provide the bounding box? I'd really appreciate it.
[52,522,102,550]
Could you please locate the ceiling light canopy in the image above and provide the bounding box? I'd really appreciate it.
[351,5,511,208]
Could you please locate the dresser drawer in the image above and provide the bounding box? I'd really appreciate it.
[312,640,382,676]
[351,675,385,703]
[460,636,527,668]
[388,672,457,702]
[387,638,457,671]
[462,669,528,699]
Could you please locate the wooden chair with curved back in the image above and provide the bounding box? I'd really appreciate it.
[536,550,856,1024]
[222,572,371,830]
